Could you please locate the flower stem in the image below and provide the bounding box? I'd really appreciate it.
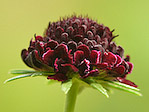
[64,79,80,112]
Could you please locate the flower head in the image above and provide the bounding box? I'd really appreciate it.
[21,16,137,87]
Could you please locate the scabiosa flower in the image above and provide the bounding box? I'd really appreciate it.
[21,16,135,86]
[5,15,141,112]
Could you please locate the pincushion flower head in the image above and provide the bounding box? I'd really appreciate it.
[5,15,141,112]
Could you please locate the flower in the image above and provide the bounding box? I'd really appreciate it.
[21,15,137,87]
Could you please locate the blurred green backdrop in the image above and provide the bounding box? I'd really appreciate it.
[0,0,148,112]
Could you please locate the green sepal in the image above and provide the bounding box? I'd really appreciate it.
[4,74,33,83]
[10,70,36,74]
[103,81,142,96]
[10,69,55,76]
[105,80,140,91]
[61,80,73,94]
[5,71,49,83]
[90,82,109,98]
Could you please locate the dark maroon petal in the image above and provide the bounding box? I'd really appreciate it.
[61,64,79,72]
[47,73,68,81]
[101,38,108,49]
[115,55,122,67]
[31,50,44,69]
[127,62,133,74]
[35,35,43,41]
[117,77,138,87]
[103,52,117,67]
[54,58,69,74]
[87,31,94,40]
[114,65,125,75]
[86,40,95,48]
[116,46,124,57]
[54,44,68,60]
[28,46,35,52]
[97,63,108,69]
[35,41,44,55]
[124,55,130,62]
[42,49,55,66]
[45,40,58,50]
[34,50,43,62]
[21,49,33,68]
[74,50,84,65]
[55,26,64,38]
[67,41,77,53]
[30,38,35,47]
[109,42,117,53]
[21,49,28,61]
[90,50,101,64]
[73,35,83,43]
[24,50,52,71]
[83,38,88,44]
[78,59,90,77]
[66,26,74,36]
[94,35,101,44]
[54,58,58,72]
[121,60,129,73]
[77,44,90,59]
[61,33,68,42]
[79,25,87,34]
[83,69,99,78]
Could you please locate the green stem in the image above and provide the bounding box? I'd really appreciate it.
[64,79,80,112]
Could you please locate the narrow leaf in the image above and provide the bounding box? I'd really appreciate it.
[10,70,36,74]
[10,70,55,76]
[61,80,72,94]
[105,82,142,96]
[4,74,32,83]
[90,83,109,98]
[31,73,42,77]
[106,80,140,91]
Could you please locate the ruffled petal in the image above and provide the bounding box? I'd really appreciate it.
[61,64,79,72]
[35,35,43,41]
[115,55,122,67]
[54,44,68,60]
[83,69,99,78]
[97,63,108,69]
[45,40,58,50]
[42,49,55,66]
[114,65,125,75]
[74,50,84,65]
[47,73,68,81]
[21,49,33,68]
[127,62,133,74]
[117,77,138,87]
[103,52,117,67]
[77,44,90,59]
[78,59,90,77]
[90,50,101,64]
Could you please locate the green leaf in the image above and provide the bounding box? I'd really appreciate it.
[105,80,140,91]
[10,70,36,74]
[10,70,55,76]
[61,80,72,94]
[31,73,42,77]
[90,83,109,98]
[105,82,142,96]
[4,74,33,83]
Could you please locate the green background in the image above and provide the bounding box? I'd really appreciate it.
[0,0,148,112]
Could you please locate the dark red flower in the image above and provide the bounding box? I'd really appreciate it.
[21,16,137,87]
